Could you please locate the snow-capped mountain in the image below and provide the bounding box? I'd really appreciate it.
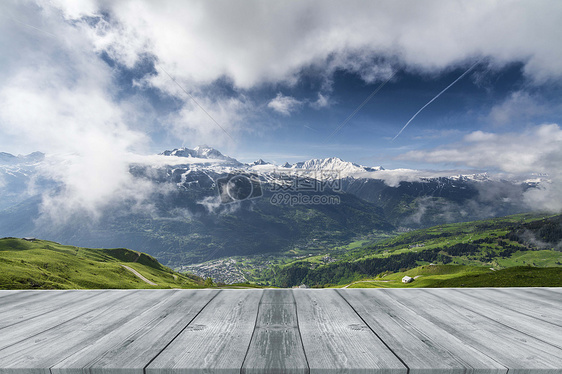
[159,147,386,181]
[160,146,242,166]
[250,159,270,166]
[282,157,383,176]
[0,146,543,266]
[0,152,47,210]
[155,147,539,186]
[0,151,44,165]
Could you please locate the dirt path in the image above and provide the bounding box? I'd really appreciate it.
[121,264,158,286]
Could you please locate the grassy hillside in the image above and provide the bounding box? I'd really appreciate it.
[267,213,562,287]
[345,264,562,288]
[0,238,204,289]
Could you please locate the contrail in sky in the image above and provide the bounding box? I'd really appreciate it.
[392,61,480,141]
[325,72,395,142]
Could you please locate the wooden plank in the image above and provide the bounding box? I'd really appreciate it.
[428,288,562,348]
[457,288,562,326]
[146,289,263,374]
[518,287,562,304]
[339,289,507,374]
[0,290,177,374]
[454,288,562,327]
[294,289,406,374]
[387,289,562,373]
[50,289,218,374]
[0,290,21,298]
[0,290,58,312]
[0,290,120,351]
[429,289,562,348]
[0,290,103,329]
[241,289,308,374]
[0,290,33,302]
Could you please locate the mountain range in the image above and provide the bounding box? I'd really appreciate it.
[0,146,544,266]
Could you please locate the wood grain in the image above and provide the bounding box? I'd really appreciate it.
[294,289,406,374]
[457,288,562,326]
[51,289,218,374]
[0,290,169,373]
[387,289,562,373]
[437,288,562,345]
[0,290,103,329]
[0,288,560,374]
[241,289,308,374]
[145,289,263,374]
[340,289,507,373]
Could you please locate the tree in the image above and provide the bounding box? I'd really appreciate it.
[204,277,214,287]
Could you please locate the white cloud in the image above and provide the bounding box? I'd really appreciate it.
[30,0,562,148]
[399,124,562,174]
[398,124,562,211]
[46,0,562,89]
[2,0,562,221]
[311,93,330,109]
[488,91,546,126]
[267,93,303,116]
[353,168,488,187]
[0,2,153,221]
[464,131,497,142]
[168,95,255,147]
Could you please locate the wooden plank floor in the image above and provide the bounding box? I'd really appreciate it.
[0,288,561,373]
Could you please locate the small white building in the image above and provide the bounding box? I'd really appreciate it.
[402,276,414,284]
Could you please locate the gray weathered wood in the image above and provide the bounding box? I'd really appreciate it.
[0,290,70,315]
[241,289,308,374]
[145,289,263,374]
[458,288,562,326]
[0,290,42,304]
[0,290,123,351]
[518,287,562,304]
[339,289,507,373]
[387,289,562,373]
[0,290,21,299]
[50,289,218,374]
[0,290,103,329]
[435,288,562,346]
[0,288,561,374]
[0,290,174,373]
[294,289,407,374]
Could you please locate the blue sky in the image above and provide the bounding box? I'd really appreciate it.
[0,0,561,175]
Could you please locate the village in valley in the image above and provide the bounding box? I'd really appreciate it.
[178,253,339,285]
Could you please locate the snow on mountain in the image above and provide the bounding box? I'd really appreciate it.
[280,157,384,178]
[0,152,44,165]
[0,152,16,164]
[250,159,270,166]
[157,148,505,185]
[160,146,242,166]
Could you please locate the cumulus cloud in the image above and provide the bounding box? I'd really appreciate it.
[488,91,547,126]
[267,93,303,116]
[46,0,562,87]
[399,124,562,174]
[311,93,330,109]
[0,2,151,221]
[29,0,562,149]
[169,95,255,147]
[398,124,562,211]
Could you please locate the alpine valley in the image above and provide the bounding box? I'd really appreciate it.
[0,146,546,270]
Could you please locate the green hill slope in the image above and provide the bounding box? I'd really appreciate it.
[0,238,204,289]
[268,213,562,287]
[346,264,562,288]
